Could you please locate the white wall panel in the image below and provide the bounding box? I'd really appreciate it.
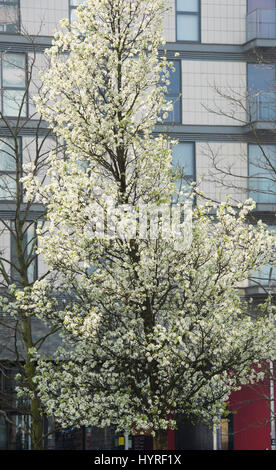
[196,141,248,204]
[201,0,247,44]
[181,60,247,126]
[163,0,176,43]
[21,0,69,36]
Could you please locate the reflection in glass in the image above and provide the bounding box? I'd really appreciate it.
[171,142,195,203]
[3,89,26,117]
[3,53,25,87]
[0,1,19,34]
[0,138,15,171]
[163,61,181,123]
[0,137,17,199]
[248,144,276,203]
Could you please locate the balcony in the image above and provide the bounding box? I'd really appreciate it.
[246,8,276,41]
[247,91,276,122]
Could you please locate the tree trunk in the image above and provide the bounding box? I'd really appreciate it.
[30,395,43,450]
[153,430,168,450]
[23,317,44,450]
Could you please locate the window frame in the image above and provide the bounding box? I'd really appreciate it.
[175,0,201,43]
[1,51,28,118]
[0,0,20,35]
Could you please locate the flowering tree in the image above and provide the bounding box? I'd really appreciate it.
[23,0,276,450]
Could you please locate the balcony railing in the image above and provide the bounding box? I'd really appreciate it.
[246,8,276,41]
[247,91,276,122]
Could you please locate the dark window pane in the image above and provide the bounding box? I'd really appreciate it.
[248,64,275,92]
[164,98,181,123]
[167,61,180,94]
[161,61,181,123]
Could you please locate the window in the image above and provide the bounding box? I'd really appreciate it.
[0,137,18,199]
[247,64,276,121]
[248,144,276,203]
[0,1,19,34]
[176,0,200,42]
[247,1,276,41]
[172,142,195,201]
[1,53,27,117]
[69,0,86,23]
[163,60,181,124]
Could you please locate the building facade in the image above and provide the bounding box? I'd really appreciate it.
[0,0,275,450]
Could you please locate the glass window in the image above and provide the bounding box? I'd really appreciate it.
[172,142,195,198]
[247,64,276,121]
[1,53,27,117]
[0,138,17,199]
[163,61,181,123]
[0,1,19,34]
[176,0,200,42]
[248,144,276,203]
[248,64,275,93]
[3,53,25,87]
[247,1,276,40]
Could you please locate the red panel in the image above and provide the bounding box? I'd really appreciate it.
[229,365,276,450]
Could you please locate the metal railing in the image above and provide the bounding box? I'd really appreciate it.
[247,91,276,122]
[247,8,276,41]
